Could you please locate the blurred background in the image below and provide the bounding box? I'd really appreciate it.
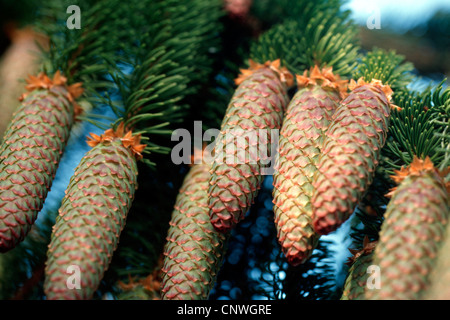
[346,0,450,88]
[1,0,450,78]
[0,0,448,300]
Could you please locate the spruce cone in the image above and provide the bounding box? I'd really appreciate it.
[365,157,449,300]
[162,154,229,300]
[272,66,347,266]
[0,72,82,252]
[311,78,396,235]
[341,236,377,300]
[424,211,450,300]
[209,59,292,233]
[44,123,144,300]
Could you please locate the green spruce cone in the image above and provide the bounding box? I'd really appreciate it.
[162,159,229,300]
[273,66,346,266]
[424,208,450,300]
[311,79,394,235]
[365,157,449,300]
[341,237,377,300]
[209,59,292,233]
[0,72,82,252]
[44,124,142,300]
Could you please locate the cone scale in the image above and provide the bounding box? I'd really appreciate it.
[208,59,292,233]
[161,153,229,300]
[272,66,347,266]
[311,78,396,235]
[44,123,144,300]
[365,157,449,300]
[0,72,82,252]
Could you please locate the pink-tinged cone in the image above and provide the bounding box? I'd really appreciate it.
[341,236,377,300]
[425,218,450,299]
[209,59,292,233]
[273,66,347,265]
[0,81,78,252]
[311,79,394,235]
[161,161,229,300]
[44,125,142,300]
[366,157,449,300]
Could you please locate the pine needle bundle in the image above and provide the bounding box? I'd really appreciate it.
[382,82,450,173]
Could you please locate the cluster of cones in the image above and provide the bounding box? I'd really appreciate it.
[161,58,449,300]
[1,58,447,300]
[0,70,149,299]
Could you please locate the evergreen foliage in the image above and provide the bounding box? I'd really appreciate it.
[0,0,448,301]
[250,1,359,78]
[37,0,128,103]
